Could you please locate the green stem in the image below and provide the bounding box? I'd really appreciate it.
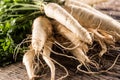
[8,7,39,11]
[10,3,40,9]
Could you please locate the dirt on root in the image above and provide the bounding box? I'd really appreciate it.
[0,0,120,80]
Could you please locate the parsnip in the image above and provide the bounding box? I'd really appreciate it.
[32,16,54,80]
[71,47,90,63]
[64,4,120,40]
[65,0,101,13]
[24,16,54,80]
[56,24,88,53]
[55,24,90,63]
[42,38,55,80]
[44,3,92,44]
[23,49,37,80]
[32,16,52,53]
[66,0,108,5]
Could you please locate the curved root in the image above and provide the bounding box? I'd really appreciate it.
[88,28,115,57]
[14,35,31,61]
[22,3,120,80]
[42,39,55,80]
[23,49,36,80]
[51,58,69,80]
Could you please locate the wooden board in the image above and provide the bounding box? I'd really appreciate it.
[0,0,120,80]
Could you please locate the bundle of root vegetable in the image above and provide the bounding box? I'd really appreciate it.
[22,0,120,80]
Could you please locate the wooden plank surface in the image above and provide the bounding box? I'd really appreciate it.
[0,0,120,80]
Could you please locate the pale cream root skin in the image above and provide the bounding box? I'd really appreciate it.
[64,1,117,56]
[66,0,108,5]
[44,3,92,44]
[71,47,90,63]
[98,40,107,57]
[56,24,88,53]
[32,16,54,80]
[32,17,46,52]
[24,16,54,80]
[64,3,120,40]
[88,28,114,56]
[98,29,114,44]
[42,39,55,80]
[32,16,53,53]
[23,1,120,79]
[65,0,103,13]
[55,24,90,63]
[79,0,108,5]
[23,50,37,80]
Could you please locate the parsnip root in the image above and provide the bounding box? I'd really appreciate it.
[55,24,90,63]
[66,0,108,5]
[23,49,38,80]
[22,1,120,80]
[32,16,52,54]
[65,2,120,41]
[42,38,55,80]
[44,3,92,44]
[88,28,114,56]
[24,16,54,80]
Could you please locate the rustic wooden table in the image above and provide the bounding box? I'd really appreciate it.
[0,0,120,80]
